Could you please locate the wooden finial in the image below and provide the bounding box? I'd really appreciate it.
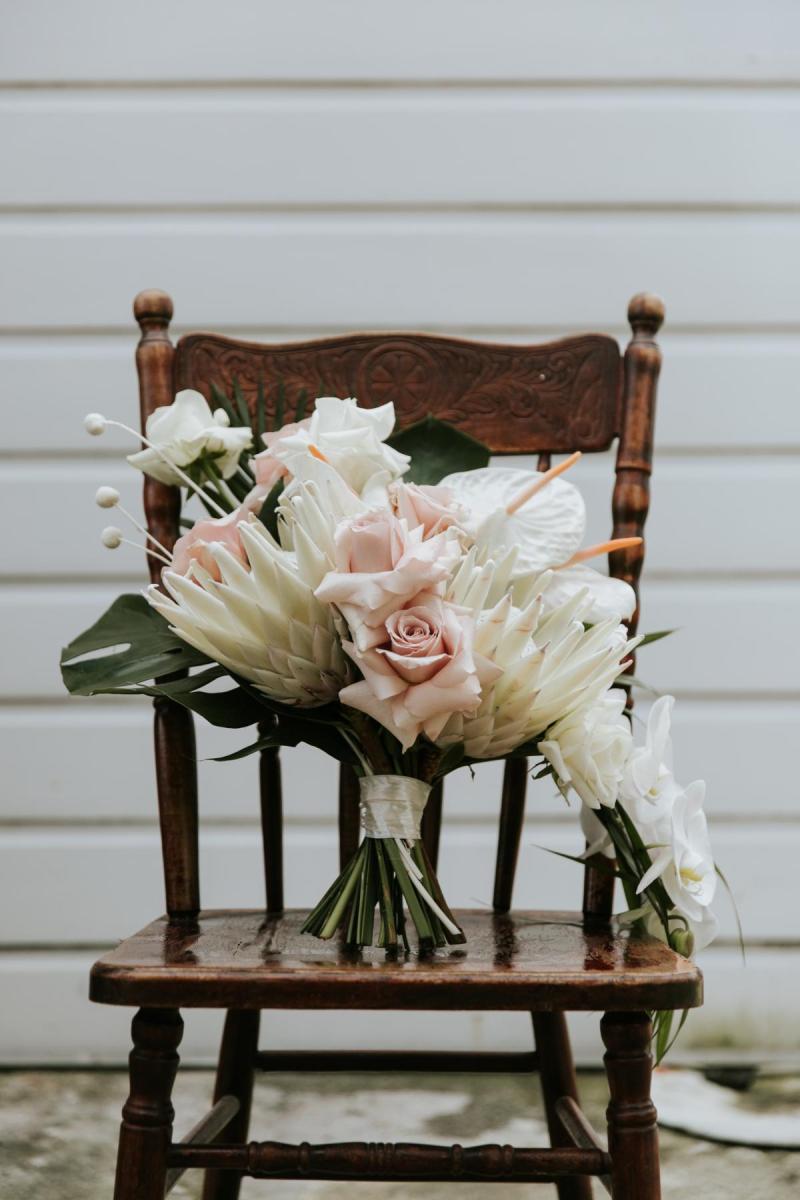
[134,288,174,331]
[627,293,665,340]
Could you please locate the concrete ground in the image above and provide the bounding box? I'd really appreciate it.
[1,1069,799,1198]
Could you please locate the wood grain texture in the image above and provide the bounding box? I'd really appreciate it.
[177,329,621,454]
[532,1011,593,1200]
[602,1012,661,1199]
[201,1010,260,1200]
[1,944,797,1065]
[113,1007,182,1200]
[3,333,796,454]
[89,909,702,1012]
[135,291,200,920]
[169,1139,609,1183]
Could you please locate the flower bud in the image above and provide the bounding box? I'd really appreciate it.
[95,486,120,509]
[101,526,123,549]
[213,408,231,427]
[669,928,695,958]
[84,413,107,435]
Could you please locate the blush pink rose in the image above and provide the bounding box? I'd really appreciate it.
[253,417,312,491]
[389,482,461,538]
[314,510,460,651]
[170,509,250,581]
[339,595,503,750]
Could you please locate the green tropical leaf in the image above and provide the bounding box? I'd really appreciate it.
[107,667,266,729]
[638,629,677,647]
[387,415,490,485]
[256,374,266,440]
[257,479,285,540]
[61,594,211,696]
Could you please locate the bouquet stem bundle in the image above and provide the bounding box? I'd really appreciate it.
[302,774,466,949]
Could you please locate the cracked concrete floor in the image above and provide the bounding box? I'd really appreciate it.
[1,1069,799,1198]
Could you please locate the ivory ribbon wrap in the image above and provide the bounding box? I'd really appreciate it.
[358,773,459,937]
[359,774,431,840]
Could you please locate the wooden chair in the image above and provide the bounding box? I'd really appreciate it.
[92,289,701,1200]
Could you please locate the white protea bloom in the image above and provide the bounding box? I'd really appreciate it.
[146,519,349,706]
[128,389,252,485]
[437,570,637,760]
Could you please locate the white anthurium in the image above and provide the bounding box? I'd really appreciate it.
[539,689,632,810]
[441,461,637,623]
[127,389,252,485]
[146,519,350,706]
[440,465,586,578]
[619,694,677,828]
[274,396,410,499]
[636,780,717,923]
[531,562,637,624]
[437,578,637,760]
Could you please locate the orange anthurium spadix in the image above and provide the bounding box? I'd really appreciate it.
[505,451,582,515]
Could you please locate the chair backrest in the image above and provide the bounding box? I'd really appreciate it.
[134,289,664,925]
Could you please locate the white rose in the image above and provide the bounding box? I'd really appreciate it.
[539,689,632,809]
[274,396,410,498]
[128,389,252,485]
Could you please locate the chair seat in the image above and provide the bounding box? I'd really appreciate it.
[90,908,702,1012]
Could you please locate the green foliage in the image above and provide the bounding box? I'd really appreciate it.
[637,629,677,648]
[387,415,490,486]
[60,594,210,695]
[257,480,285,540]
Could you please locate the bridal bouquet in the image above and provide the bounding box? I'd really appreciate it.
[62,388,719,1009]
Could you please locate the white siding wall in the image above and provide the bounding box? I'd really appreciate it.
[1,1,798,1064]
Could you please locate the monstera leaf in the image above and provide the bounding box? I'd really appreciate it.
[60,593,212,696]
[387,415,490,486]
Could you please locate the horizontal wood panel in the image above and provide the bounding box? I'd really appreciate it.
[2,1,797,84]
[3,701,795,822]
[1,945,796,1064]
[3,214,799,330]
[4,90,800,208]
[0,821,789,943]
[4,581,796,699]
[0,333,793,454]
[6,456,796,577]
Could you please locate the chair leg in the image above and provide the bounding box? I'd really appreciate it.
[113,1008,183,1200]
[202,1009,261,1200]
[601,1012,661,1200]
[532,1012,593,1200]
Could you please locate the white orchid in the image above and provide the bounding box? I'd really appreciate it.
[637,780,717,927]
[128,389,252,485]
[619,695,677,829]
[441,459,637,623]
[146,519,349,706]
[539,689,632,809]
[273,397,410,500]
